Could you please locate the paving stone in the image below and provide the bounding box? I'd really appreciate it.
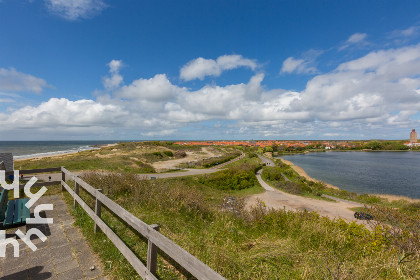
[52,244,73,263]
[3,194,107,280]
[48,236,68,249]
[72,242,91,254]
[28,264,56,280]
[29,250,52,267]
[65,228,84,243]
[54,257,78,274]
[61,219,75,227]
[57,266,84,280]
[2,264,32,279]
[30,238,49,250]
[77,250,97,268]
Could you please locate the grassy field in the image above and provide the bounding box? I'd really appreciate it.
[16,142,210,173]
[61,170,420,279]
[20,144,420,279]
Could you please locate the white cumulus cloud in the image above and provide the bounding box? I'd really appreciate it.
[180,54,258,81]
[103,60,123,89]
[116,74,185,101]
[3,43,420,139]
[45,0,107,20]
[0,68,49,94]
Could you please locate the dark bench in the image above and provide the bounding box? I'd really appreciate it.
[0,189,30,226]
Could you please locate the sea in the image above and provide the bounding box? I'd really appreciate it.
[0,141,127,159]
[279,151,420,199]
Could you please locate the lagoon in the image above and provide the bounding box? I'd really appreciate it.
[279,151,420,199]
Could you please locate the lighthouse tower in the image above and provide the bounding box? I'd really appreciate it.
[410,129,418,143]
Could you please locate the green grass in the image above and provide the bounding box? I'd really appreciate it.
[16,147,420,279]
[15,142,224,174]
[56,170,420,279]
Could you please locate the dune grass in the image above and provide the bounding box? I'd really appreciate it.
[59,169,419,279]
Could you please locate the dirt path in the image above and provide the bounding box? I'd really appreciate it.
[152,147,221,172]
[247,156,364,222]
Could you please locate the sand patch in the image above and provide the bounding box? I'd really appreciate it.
[376,194,420,203]
[151,147,220,172]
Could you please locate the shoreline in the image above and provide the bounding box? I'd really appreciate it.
[279,158,339,190]
[14,143,118,161]
[278,158,420,203]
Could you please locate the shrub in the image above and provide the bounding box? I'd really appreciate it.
[199,163,259,190]
[81,172,211,217]
[274,180,308,195]
[247,153,258,158]
[163,151,174,157]
[174,150,187,158]
[262,166,285,181]
[202,151,241,168]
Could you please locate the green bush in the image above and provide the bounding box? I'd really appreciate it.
[163,151,174,157]
[262,166,285,181]
[199,163,258,190]
[202,151,241,168]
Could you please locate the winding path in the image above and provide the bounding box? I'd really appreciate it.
[35,153,245,182]
[250,155,364,222]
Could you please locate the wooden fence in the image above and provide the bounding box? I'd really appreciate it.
[53,167,225,280]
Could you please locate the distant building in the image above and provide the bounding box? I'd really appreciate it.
[405,129,420,147]
[410,129,418,143]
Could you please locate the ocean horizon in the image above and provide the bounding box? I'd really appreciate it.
[0,140,128,159]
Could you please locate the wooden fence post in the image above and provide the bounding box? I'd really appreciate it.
[61,167,65,191]
[94,189,103,234]
[147,224,160,275]
[74,176,79,208]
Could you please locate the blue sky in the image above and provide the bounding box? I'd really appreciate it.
[1,0,420,140]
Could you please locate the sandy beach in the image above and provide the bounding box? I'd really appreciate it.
[14,143,118,161]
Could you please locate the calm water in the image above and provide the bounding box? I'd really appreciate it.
[0,141,123,159]
[280,152,420,199]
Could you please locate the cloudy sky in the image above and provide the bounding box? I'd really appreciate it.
[1,0,420,140]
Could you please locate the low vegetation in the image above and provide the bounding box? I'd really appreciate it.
[22,143,419,279]
[198,162,261,190]
[261,163,327,199]
[61,170,420,279]
[16,142,207,173]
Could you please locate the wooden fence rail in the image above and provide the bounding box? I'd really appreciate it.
[59,167,225,280]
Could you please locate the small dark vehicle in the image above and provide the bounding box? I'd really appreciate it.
[354,212,373,220]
